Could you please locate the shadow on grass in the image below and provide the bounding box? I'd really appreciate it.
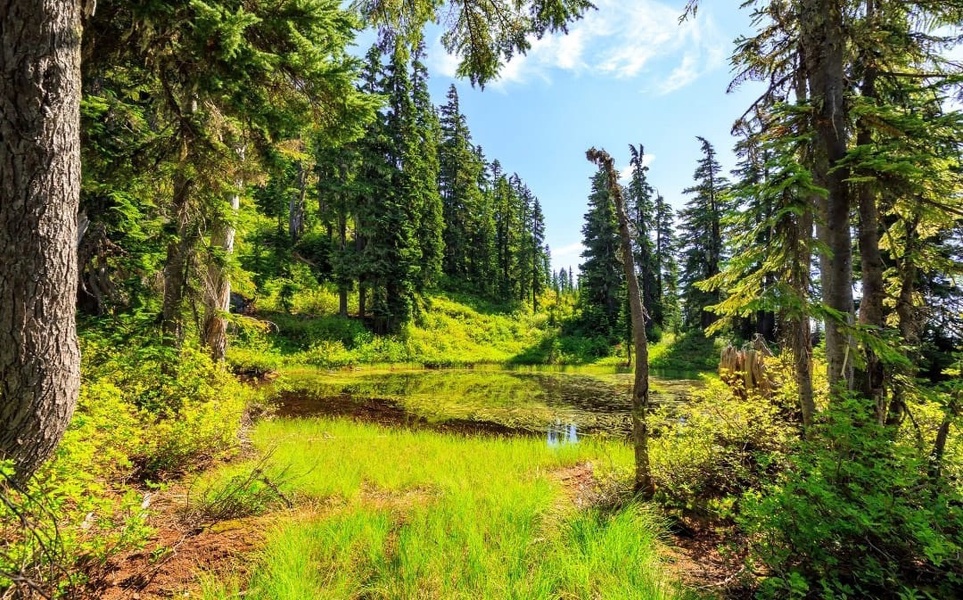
[649,331,718,374]
[508,331,615,366]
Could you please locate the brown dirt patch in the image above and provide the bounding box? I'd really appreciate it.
[78,488,269,600]
[554,462,601,508]
[661,516,751,598]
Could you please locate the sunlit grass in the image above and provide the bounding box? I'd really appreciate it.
[198,418,684,599]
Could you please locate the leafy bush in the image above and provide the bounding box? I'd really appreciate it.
[740,397,963,598]
[227,345,285,377]
[649,331,719,374]
[650,377,798,518]
[1,330,254,597]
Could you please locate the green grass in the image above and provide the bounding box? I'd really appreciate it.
[230,295,555,370]
[229,287,720,375]
[198,418,684,599]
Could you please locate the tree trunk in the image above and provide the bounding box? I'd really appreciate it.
[587,148,654,499]
[854,7,887,421]
[161,153,195,346]
[788,199,816,429]
[930,393,960,480]
[202,188,240,361]
[338,213,349,317]
[0,0,82,480]
[888,214,922,426]
[790,58,816,429]
[800,0,855,393]
[289,160,307,243]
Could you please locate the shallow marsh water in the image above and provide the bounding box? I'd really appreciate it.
[272,367,701,439]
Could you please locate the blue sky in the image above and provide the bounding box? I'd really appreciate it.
[411,0,763,273]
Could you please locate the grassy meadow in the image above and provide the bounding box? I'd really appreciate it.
[197,418,684,600]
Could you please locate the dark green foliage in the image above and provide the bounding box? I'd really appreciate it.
[741,398,963,598]
[355,0,596,87]
[678,137,728,331]
[703,109,820,339]
[438,84,487,285]
[410,44,446,292]
[626,144,661,337]
[652,192,681,333]
[577,168,626,342]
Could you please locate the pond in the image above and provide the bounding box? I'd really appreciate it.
[271,368,701,440]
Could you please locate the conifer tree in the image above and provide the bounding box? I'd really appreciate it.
[438,84,485,284]
[530,198,550,311]
[491,161,521,300]
[626,144,659,335]
[410,43,445,292]
[578,168,626,340]
[653,191,680,332]
[678,137,728,330]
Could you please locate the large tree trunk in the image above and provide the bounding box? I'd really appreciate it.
[800,0,855,393]
[0,0,82,480]
[161,155,195,346]
[587,148,654,499]
[202,188,240,361]
[854,5,887,421]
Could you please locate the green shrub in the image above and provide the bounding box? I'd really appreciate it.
[650,377,798,518]
[740,397,963,598]
[227,344,284,377]
[0,332,253,597]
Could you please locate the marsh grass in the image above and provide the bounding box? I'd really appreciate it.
[198,418,683,599]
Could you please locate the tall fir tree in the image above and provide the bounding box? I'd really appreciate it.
[626,144,660,336]
[438,84,486,287]
[678,136,729,330]
[652,191,680,332]
[410,43,445,292]
[578,168,626,340]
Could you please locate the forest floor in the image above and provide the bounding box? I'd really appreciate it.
[83,461,744,599]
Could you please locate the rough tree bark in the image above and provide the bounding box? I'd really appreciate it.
[587,147,654,499]
[799,0,855,393]
[0,0,83,479]
[202,188,240,361]
[854,1,887,421]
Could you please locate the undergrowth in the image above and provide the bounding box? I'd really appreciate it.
[228,285,717,374]
[0,325,252,598]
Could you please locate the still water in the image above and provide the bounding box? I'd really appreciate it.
[273,368,700,441]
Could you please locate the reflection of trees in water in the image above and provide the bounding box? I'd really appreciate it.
[283,370,695,436]
[546,421,579,446]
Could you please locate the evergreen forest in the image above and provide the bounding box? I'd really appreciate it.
[1,0,962,598]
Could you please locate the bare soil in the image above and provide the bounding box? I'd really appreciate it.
[79,488,268,600]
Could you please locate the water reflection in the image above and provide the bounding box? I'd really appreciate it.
[275,369,699,439]
[546,421,579,446]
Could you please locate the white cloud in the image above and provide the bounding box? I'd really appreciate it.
[551,242,586,270]
[617,153,657,184]
[434,47,460,79]
[429,0,728,92]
